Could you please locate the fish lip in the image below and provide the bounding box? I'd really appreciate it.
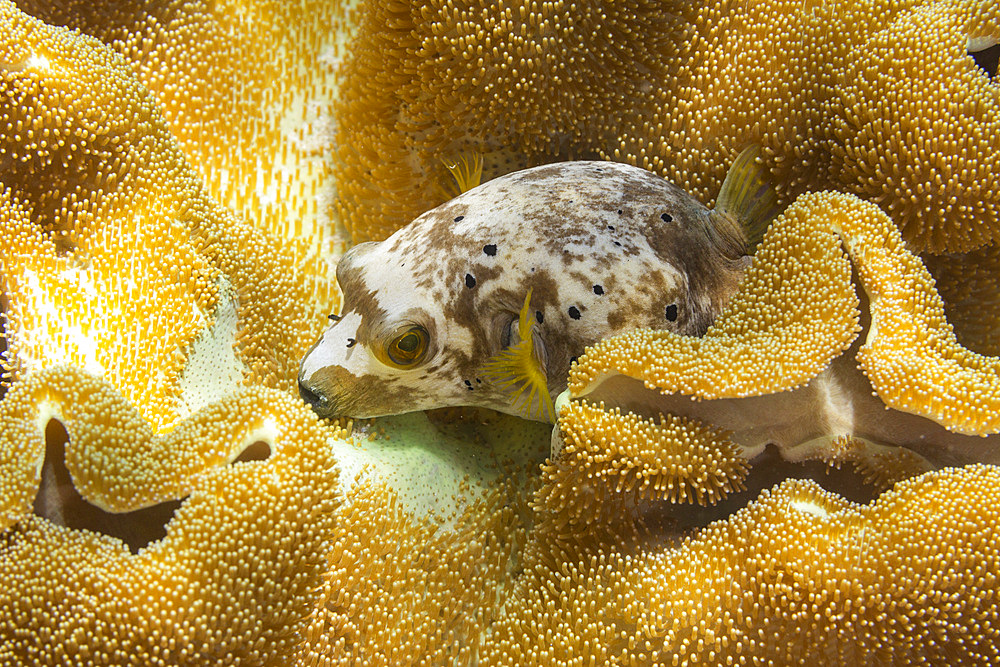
[298,378,336,418]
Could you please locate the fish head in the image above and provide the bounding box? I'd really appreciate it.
[297,229,529,419]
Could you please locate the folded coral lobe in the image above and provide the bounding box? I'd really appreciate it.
[484,465,1000,665]
[0,3,346,663]
[0,1,337,433]
[832,0,1000,253]
[569,191,1000,473]
[568,191,863,402]
[0,2,221,430]
[0,367,340,665]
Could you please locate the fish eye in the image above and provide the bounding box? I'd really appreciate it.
[385,326,429,367]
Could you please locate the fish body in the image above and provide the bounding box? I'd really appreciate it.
[299,151,774,421]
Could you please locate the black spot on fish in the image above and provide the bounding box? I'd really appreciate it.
[607,224,615,231]
[328,313,341,322]
[535,310,544,324]
[465,274,476,288]
[483,243,497,256]
[568,306,581,320]
[593,285,604,295]
[665,304,678,321]
[464,379,473,390]
[661,213,673,223]
[346,338,356,347]
[454,215,465,222]
[613,241,622,247]
[616,209,623,215]
[475,378,482,383]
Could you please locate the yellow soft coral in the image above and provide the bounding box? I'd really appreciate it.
[541,399,749,518]
[333,0,999,254]
[483,465,1000,664]
[331,0,692,242]
[0,2,337,430]
[18,0,344,249]
[0,5,217,430]
[0,366,340,665]
[926,244,1000,356]
[4,0,1000,664]
[831,0,1000,252]
[571,193,863,401]
[292,409,550,666]
[572,192,1000,444]
[300,476,525,665]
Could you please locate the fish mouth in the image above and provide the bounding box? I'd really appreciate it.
[298,362,430,419]
[298,377,338,419]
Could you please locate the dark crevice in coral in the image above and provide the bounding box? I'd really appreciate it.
[653,445,883,532]
[32,419,183,554]
[923,250,1000,356]
[233,440,272,463]
[969,42,999,79]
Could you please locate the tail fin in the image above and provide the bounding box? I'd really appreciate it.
[713,145,781,252]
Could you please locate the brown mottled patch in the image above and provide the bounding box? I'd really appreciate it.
[646,209,746,335]
[423,206,471,250]
[567,269,593,293]
[439,288,510,376]
[601,273,621,293]
[442,257,504,325]
[519,270,562,316]
[607,310,626,330]
[539,214,601,259]
[305,364,415,418]
[560,251,589,266]
[442,346,482,386]
[336,268,390,345]
[438,289,486,355]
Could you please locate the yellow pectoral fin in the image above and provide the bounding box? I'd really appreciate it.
[482,338,555,422]
[482,289,555,421]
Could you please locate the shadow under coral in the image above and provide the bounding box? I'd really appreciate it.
[663,444,881,532]
[969,41,999,79]
[30,418,271,554]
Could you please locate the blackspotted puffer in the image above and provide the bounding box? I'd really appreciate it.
[299,148,776,422]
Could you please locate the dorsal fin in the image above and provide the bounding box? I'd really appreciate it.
[713,144,781,252]
[441,152,484,197]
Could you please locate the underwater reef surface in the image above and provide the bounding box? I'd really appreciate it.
[0,0,998,664]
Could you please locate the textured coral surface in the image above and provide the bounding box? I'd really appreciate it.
[334,0,999,253]
[0,368,341,666]
[1,0,999,665]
